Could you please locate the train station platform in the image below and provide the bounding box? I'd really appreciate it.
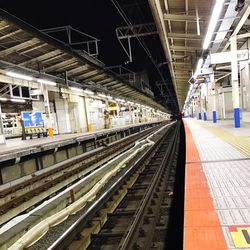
[184,118,250,250]
[0,122,162,184]
[0,122,160,162]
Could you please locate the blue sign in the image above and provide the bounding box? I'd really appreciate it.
[205,75,210,83]
[22,112,44,128]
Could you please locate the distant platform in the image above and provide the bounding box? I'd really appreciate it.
[0,122,160,163]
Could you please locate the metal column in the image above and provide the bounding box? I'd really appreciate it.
[42,84,54,136]
[231,35,240,128]
[211,74,217,123]
[0,103,5,144]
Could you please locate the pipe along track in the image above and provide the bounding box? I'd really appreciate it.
[0,124,164,227]
[12,121,181,250]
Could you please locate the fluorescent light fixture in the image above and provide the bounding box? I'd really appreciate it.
[10,98,26,103]
[6,72,33,81]
[193,58,203,79]
[98,93,107,98]
[84,89,94,95]
[203,0,224,49]
[115,98,125,102]
[37,79,57,86]
[0,97,7,101]
[69,87,83,92]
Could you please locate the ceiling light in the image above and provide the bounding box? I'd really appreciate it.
[106,95,112,99]
[203,0,224,50]
[69,87,83,92]
[6,72,33,81]
[10,98,26,103]
[193,58,203,79]
[84,89,94,95]
[98,93,107,98]
[0,97,8,101]
[37,79,57,86]
[115,98,125,102]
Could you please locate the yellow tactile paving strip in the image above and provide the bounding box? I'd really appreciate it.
[199,123,250,157]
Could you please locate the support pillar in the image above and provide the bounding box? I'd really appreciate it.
[231,35,240,128]
[198,91,202,120]
[129,105,133,124]
[211,74,217,123]
[42,85,54,137]
[0,103,5,144]
[84,98,92,132]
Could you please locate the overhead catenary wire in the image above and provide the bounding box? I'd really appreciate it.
[111,0,179,111]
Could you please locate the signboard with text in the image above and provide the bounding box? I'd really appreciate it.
[21,111,44,128]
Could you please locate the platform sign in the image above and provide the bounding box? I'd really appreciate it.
[229,225,250,248]
[21,111,44,128]
[211,50,249,64]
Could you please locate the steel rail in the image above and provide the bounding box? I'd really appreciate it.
[47,123,177,250]
[119,123,180,249]
[0,124,162,220]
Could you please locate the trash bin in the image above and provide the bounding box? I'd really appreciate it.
[48,127,54,137]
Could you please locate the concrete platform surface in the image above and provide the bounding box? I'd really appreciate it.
[0,122,159,162]
[184,118,250,250]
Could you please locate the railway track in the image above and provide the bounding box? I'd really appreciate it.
[0,123,164,226]
[25,121,180,250]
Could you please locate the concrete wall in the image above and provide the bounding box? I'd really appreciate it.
[86,98,105,131]
[77,96,88,132]
[55,95,71,134]
[32,100,45,112]
[207,87,234,120]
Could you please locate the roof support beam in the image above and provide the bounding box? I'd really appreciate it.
[102,80,120,87]
[173,62,192,66]
[18,49,62,66]
[163,13,207,22]
[0,29,22,41]
[76,70,99,80]
[52,62,79,72]
[170,45,201,51]
[167,32,203,39]
[82,73,106,81]
[0,38,40,57]
[43,58,76,72]
[97,78,114,85]
[19,43,48,55]
[66,66,88,76]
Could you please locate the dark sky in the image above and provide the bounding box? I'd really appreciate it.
[0,0,175,108]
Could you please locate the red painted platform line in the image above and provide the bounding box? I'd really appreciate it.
[184,121,227,250]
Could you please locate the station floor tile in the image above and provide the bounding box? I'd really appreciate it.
[185,118,250,250]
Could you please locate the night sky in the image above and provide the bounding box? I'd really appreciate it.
[0,0,174,107]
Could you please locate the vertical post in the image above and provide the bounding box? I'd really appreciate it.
[213,94,217,123]
[84,97,92,132]
[42,84,54,137]
[192,98,195,118]
[129,104,133,124]
[231,35,240,128]
[203,83,207,121]
[198,90,202,120]
[0,103,5,144]
[222,92,226,119]
[211,74,217,123]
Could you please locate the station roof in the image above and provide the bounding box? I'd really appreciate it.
[149,0,250,110]
[0,9,167,111]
